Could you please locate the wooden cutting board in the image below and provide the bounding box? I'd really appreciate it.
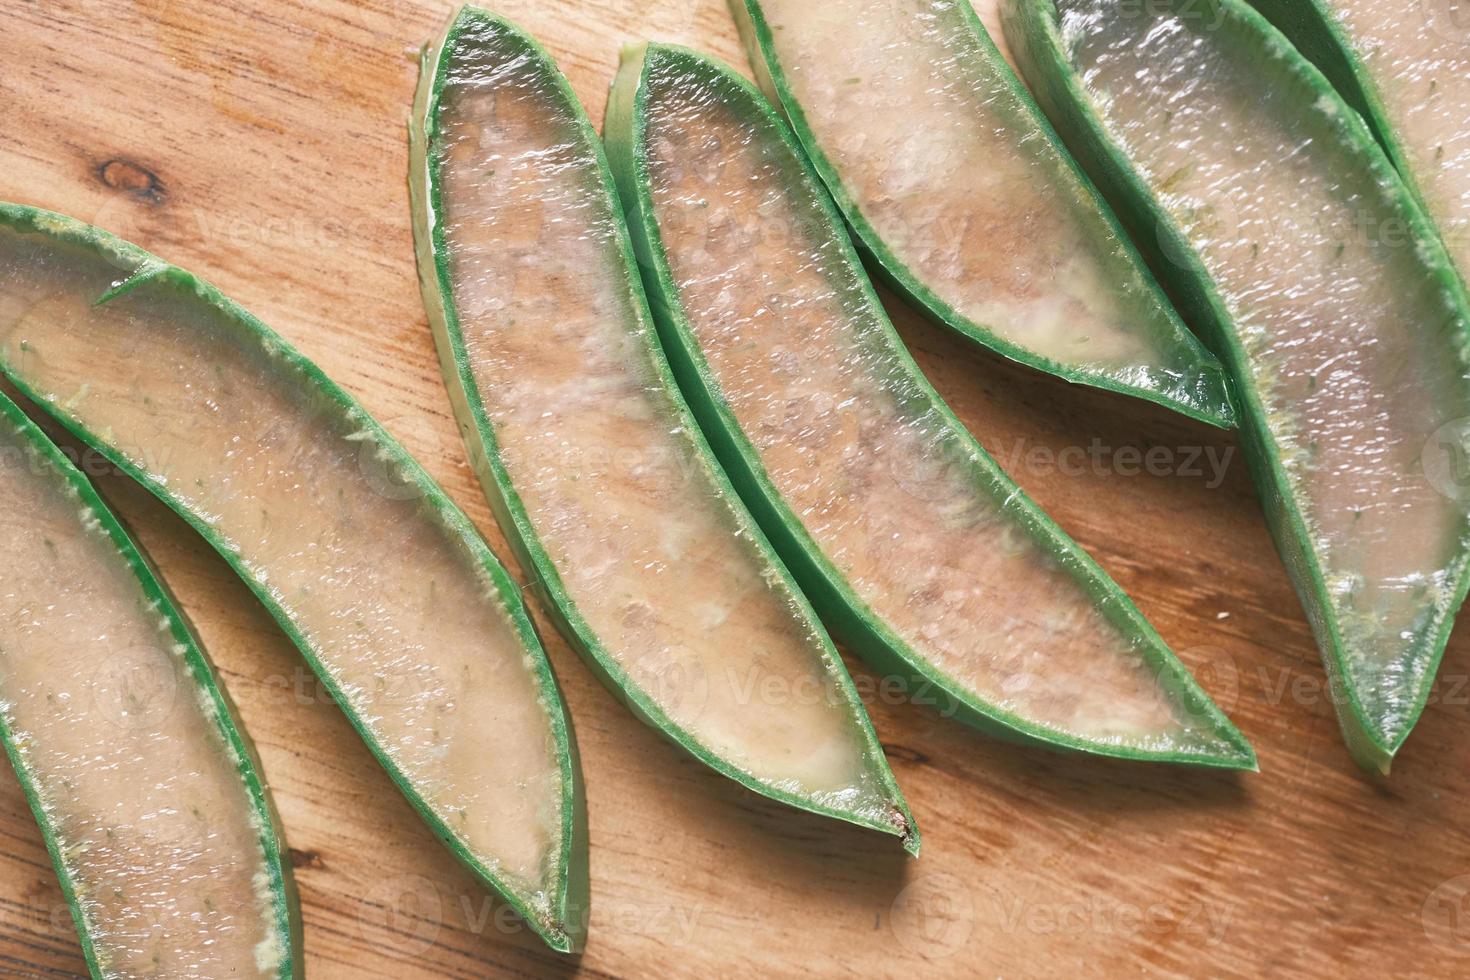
[2,1,1466,976]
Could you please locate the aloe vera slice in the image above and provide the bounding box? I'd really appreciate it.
[1002,0,1470,771]
[409,7,917,850]
[0,204,587,950]
[0,391,299,978]
[1250,0,1470,288]
[727,0,1235,427]
[603,43,1254,769]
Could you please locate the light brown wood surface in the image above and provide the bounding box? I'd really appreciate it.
[1,0,1467,976]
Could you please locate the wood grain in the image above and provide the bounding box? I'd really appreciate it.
[0,0,1466,976]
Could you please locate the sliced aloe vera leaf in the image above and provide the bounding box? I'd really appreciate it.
[1250,0,1470,289]
[603,42,1255,770]
[1003,0,1470,772]
[0,204,587,950]
[410,7,917,851]
[727,0,1236,428]
[0,391,299,978]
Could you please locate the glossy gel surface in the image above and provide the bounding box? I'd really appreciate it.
[0,218,568,920]
[1057,0,1470,743]
[735,0,1233,424]
[0,408,288,977]
[631,49,1246,761]
[420,12,906,829]
[1320,0,1470,279]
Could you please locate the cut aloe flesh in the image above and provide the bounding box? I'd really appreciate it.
[410,7,916,850]
[603,43,1254,769]
[0,391,298,978]
[0,204,586,950]
[728,0,1235,427]
[1251,0,1470,288]
[1003,0,1470,771]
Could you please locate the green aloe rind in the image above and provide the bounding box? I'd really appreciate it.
[410,6,918,853]
[1002,0,1470,772]
[1249,0,1470,293]
[604,41,1256,771]
[0,202,588,951]
[729,0,1237,428]
[0,389,301,978]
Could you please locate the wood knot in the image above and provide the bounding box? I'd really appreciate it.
[881,742,929,767]
[96,158,166,204]
[287,847,326,870]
